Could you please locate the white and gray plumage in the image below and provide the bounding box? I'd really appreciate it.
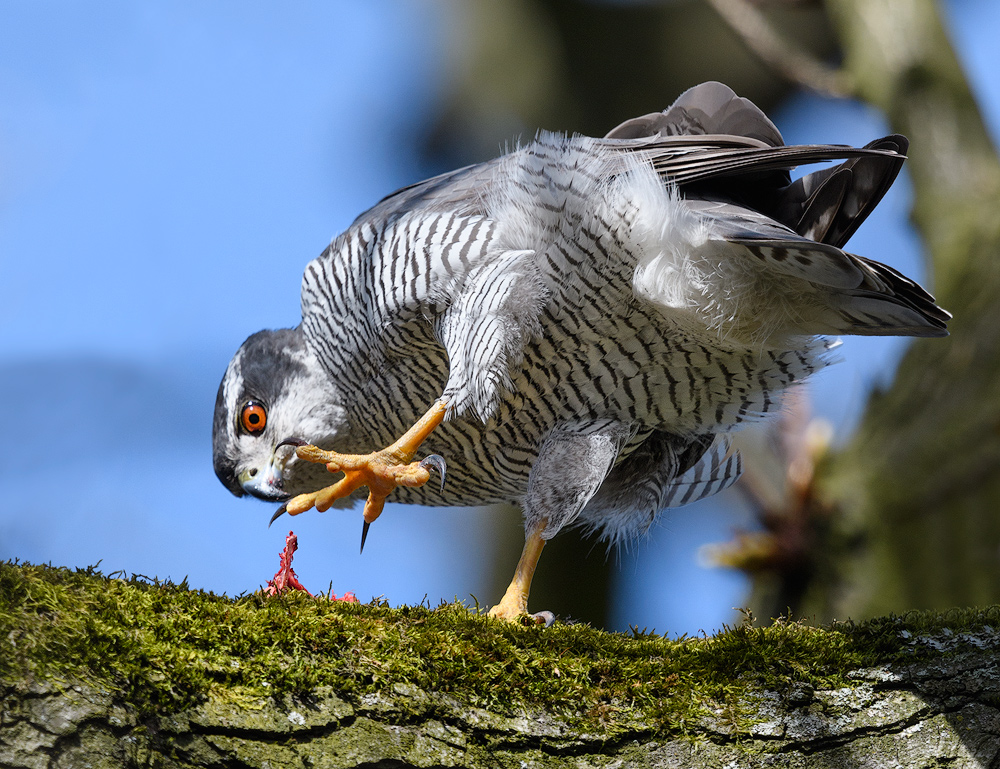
[213,82,948,620]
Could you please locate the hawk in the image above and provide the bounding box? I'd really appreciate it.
[213,82,948,620]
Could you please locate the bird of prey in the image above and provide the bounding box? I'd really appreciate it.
[213,82,948,621]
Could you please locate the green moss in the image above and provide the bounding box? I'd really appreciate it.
[2,561,995,737]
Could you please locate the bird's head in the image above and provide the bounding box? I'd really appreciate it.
[212,327,348,502]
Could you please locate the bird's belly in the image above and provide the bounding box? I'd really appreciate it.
[364,304,825,508]
[498,303,825,433]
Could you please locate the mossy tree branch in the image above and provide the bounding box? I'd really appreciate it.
[3,562,1000,767]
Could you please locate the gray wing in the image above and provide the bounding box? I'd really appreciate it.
[362,82,905,248]
[605,80,786,145]
[772,135,910,248]
[354,160,500,223]
[607,82,912,248]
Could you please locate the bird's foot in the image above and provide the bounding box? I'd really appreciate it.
[488,584,529,621]
[277,401,448,531]
[286,447,445,520]
[487,592,555,627]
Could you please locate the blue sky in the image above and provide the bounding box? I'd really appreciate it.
[1,1,996,635]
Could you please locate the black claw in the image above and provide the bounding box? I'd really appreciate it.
[360,520,371,555]
[419,454,447,492]
[269,505,287,527]
[275,437,309,450]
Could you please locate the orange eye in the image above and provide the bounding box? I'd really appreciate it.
[240,401,267,434]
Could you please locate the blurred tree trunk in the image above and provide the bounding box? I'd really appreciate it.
[750,0,1000,622]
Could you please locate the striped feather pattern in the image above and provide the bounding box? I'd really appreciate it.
[297,131,848,538]
[215,82,948,546]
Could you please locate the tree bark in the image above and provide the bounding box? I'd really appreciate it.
[5,657,1000,768]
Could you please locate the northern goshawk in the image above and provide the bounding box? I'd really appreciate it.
[213,82,948,620]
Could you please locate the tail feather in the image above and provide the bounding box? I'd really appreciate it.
[821,254,950,337]
[775,135,909,248]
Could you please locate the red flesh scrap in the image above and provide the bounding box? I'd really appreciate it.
[265,531,359,603]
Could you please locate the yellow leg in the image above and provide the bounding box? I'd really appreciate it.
[488,521,547,620]
[284,400,448,523]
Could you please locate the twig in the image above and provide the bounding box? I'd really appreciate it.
[704,0,853,98]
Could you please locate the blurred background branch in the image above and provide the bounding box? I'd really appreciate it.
[704,0,853,96]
